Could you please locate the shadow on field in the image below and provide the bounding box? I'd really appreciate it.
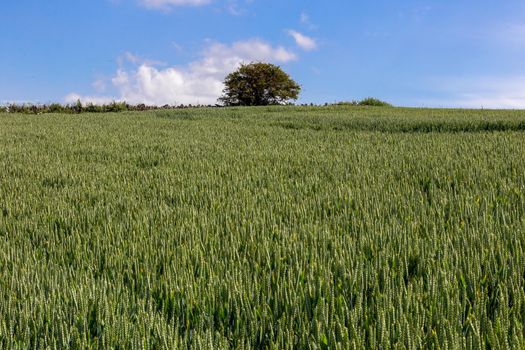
[273,120,525,133]
[151,107,525,133]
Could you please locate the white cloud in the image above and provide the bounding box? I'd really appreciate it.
[67,39,297,106]
[419,76,525,109]
[139,0,212,10]
[64,93,119,105]
[288,30,317,51]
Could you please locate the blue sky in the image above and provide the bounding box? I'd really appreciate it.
[1,0,525,108]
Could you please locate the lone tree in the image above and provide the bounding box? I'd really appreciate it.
[219,62,301,106]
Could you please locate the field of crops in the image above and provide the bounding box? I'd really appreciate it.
[1,106,524,349]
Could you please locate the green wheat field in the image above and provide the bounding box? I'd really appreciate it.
[1,106,525,349]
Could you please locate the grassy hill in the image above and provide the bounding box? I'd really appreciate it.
[1,106,525,348]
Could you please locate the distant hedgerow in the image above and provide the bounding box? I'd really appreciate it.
[332,98,393,107]
[0,97,394,115]
[0,102,220,114]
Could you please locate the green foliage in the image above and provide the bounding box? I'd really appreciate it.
[106,101,128,112]
[74,99,83,113]
[0,102,205,114]
[335,100,359,106]
[6,103,38,114]
[219,62,301,106]
[1,106,525,348]
[358,97,392,107]
[332,98,393,107]
[48,103,65,113]
[84,103,101,113]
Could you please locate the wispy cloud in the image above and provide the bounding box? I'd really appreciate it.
[225,0,253,15]
[300,12,309,24]
[491,23,525,48]
[91,77,108,93]
[288,30,317,51]
[300,11,317,30]
[117,52,166,67]
[419,76,525,109]
[66,39,297,106]
[137,0,254,15]
[138,0,212,10]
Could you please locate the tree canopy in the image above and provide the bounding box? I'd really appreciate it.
[219,63,301,106]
